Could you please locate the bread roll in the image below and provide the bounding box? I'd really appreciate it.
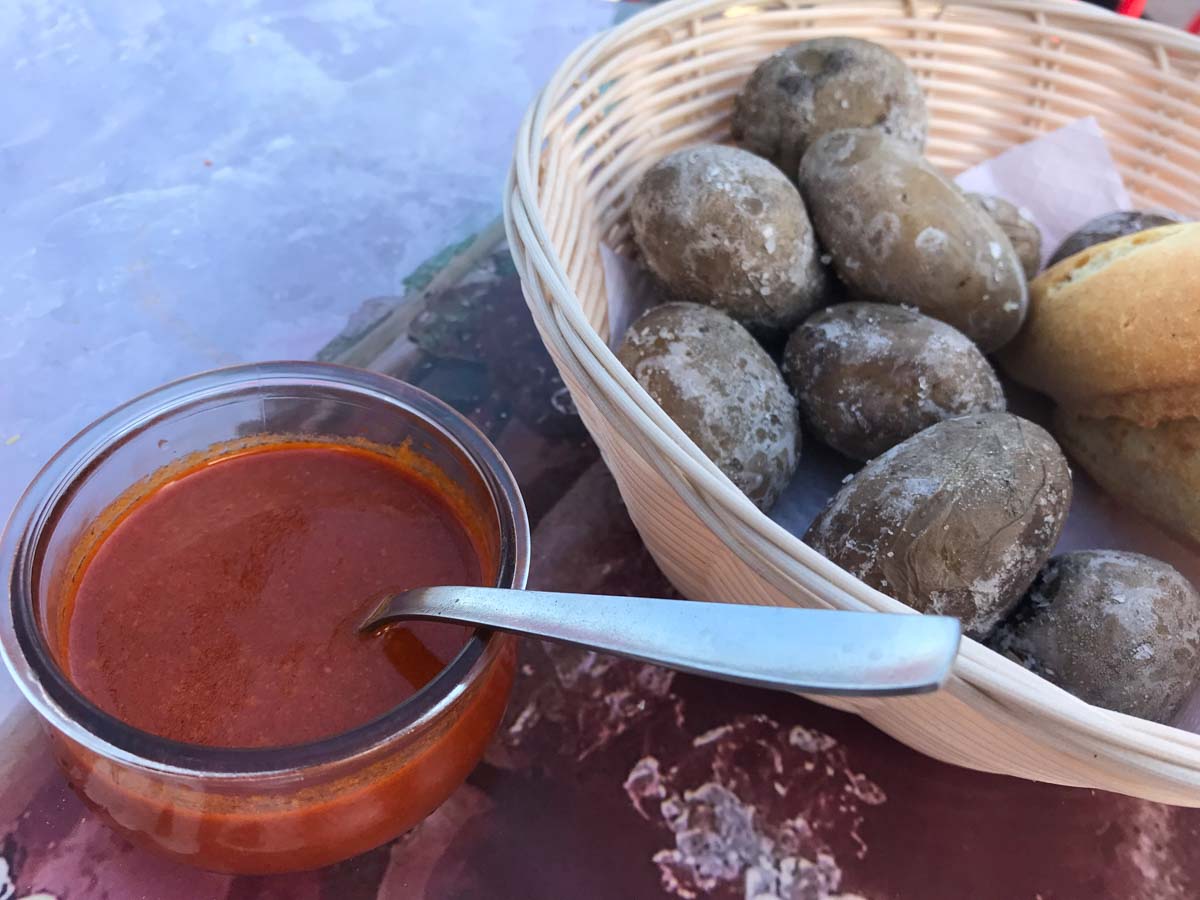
[1055,411,1200,546]
[999,222,1200,426]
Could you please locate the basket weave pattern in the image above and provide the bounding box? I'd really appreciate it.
[505,0,1200,804]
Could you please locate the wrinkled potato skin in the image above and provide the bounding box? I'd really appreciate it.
[968,193,1042,280]
[1047,210,1178,266]
[993,551,1200,723]
[804,413,1071,637]
[618,302,800,511]
[732,37,927,179]
[783,303,1005,461]
[631,144,828,336]
[799,129,1028,352]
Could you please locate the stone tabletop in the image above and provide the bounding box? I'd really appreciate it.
[0,0,612,591]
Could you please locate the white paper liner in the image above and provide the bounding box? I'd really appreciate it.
[954,117,1132,267]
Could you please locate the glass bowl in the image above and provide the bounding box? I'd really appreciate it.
[0,362,530,874]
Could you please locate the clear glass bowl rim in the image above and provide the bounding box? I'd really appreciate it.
[0,361,531,780]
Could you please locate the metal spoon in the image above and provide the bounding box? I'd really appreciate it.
[363,586,960,697]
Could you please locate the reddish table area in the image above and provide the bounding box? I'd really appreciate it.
[4,246,1200,899]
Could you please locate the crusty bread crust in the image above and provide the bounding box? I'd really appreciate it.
[1055,410,1200,547]
[1000,223,1200,427]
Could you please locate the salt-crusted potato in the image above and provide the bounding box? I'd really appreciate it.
[993,551,1200,723]
[1048,210,1177,267]
[804,413,1071,637]
[618,302,800,510]
[631,144,829,336]
[783,302,1005,461]
[732,37,927,178]
[799,129,1028,352]
[968,193,1042,280]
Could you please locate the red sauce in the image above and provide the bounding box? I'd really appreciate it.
[65,443,480,748]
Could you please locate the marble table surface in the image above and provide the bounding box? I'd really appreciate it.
[3,2,1200,898]
[0,0,617,723]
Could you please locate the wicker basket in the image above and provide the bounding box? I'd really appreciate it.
[504,0,1200,804]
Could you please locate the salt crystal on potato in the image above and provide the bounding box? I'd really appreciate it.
[992,551,1200,723]
[804,412,1071,638]
[783,302,1005,461]
[630,144,829,337]
[799,129,1028,352]
[732,36,927,179]
[618,302,800,511]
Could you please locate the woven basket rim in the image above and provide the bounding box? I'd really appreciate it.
[505,0,1200,800]
[593,0,1200,59]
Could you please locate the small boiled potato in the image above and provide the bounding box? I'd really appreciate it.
[799,129,1028,352]
[630,144,829,336]
[783,303,1005,461]
[732,37,927,179]
[617,302,800,511]
[1047,210,1179,266]
[992,551,1200,722]
[804,413,1071,637]
[968,193,1042,280]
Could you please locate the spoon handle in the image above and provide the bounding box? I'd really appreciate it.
[365,586,960,697]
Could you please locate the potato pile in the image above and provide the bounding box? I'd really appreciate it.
[616,36,1200,722]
